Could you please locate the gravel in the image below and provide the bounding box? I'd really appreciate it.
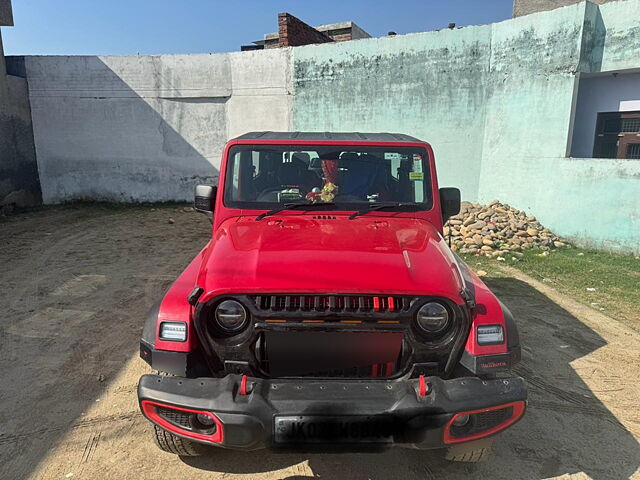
[444,200,568,256]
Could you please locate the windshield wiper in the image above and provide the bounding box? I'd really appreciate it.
[348,202,421,220]
[255,202,336,221]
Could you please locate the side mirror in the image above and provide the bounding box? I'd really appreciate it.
[439,187,461,224]
[194,185,217,213]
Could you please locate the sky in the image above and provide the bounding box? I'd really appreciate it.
[2,0,513,56]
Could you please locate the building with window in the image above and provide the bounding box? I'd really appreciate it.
[242,13,370,51]
[570,72,640,159]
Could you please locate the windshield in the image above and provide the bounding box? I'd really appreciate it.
[224,145,433,210]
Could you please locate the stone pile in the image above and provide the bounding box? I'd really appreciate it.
[444,200,568,256]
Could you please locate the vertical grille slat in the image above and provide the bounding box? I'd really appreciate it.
[251,294,416,314]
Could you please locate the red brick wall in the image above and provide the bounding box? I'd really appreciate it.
[277,13,334,47]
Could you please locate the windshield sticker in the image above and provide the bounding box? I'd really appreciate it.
[409,172,424,181]
[413,154,422,162]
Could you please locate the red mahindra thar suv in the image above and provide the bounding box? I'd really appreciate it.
[138,132,526,461]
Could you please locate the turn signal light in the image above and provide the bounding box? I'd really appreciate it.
[477,324,504,345]
[159,322,187,342]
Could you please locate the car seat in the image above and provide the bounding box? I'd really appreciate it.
[339,153,378,199]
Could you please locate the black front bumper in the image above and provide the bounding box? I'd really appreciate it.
[138,373,527,450]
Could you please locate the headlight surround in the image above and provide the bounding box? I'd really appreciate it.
[214,299,248,333]
[416,302,451,335]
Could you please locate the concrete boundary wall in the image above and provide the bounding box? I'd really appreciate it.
[22,49,291,203]
[292,23,493,201]
[10,0,640,252]
[478,156,640,252]
[291,0,640,252]
[0,32,41,210]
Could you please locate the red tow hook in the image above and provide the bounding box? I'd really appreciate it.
[239,375,249,396]
[418,375,429,397]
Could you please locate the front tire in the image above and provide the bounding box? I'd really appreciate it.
[152,425,208,456]
[149,369,209,456]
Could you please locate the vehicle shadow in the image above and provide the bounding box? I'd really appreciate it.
[183,276,640,480]
[0,206,212,480]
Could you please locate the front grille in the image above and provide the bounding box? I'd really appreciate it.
[195,293,470,380]
[251,294,412,313]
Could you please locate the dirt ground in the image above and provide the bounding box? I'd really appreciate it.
[0,205,638,480]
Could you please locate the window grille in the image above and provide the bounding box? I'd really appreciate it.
[621,118,640,133]
[626,143,640,159]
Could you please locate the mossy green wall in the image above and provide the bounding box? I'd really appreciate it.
[597,0,640,72]
[478,1,640,252]
[293,24,493,201]
[292,0,640,253]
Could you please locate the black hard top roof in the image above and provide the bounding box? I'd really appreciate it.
[232,131,424,143]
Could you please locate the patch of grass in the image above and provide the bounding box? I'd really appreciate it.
[461,247,640,329]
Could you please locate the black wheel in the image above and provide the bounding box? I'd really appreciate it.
[149,370,209,456]
[152,424,208,456]
[444,438,493,462]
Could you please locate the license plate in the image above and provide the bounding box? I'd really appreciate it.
[274,415,393,444]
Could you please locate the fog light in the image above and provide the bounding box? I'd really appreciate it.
[159,321,187,341]
[452,414,470,426]
[196,413,215,426]
[477,324,504,345]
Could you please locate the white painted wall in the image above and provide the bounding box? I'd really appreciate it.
[570,71,640,158]
[24,49,292,203]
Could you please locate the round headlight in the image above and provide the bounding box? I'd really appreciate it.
[416,302,450,334]
[215,300,248,333]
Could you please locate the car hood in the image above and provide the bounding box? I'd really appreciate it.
[198,215,463,303]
